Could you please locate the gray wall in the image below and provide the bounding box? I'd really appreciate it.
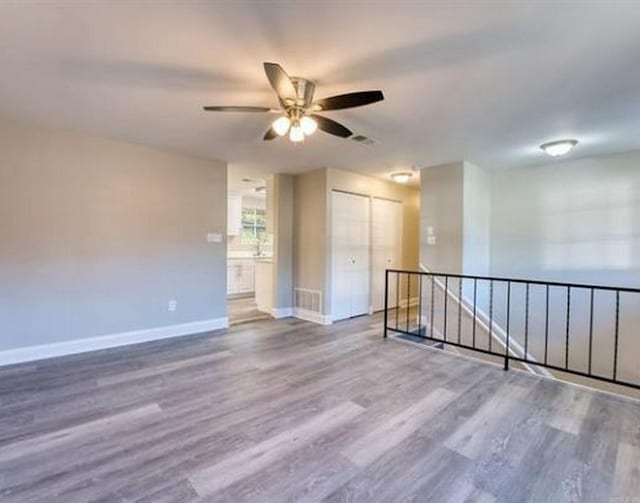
[420,162,465,274]
[490,151,640,287]
[489,151,640,385]
[462,161,491,277]
[418,153,640,387]
[0,118,227,352]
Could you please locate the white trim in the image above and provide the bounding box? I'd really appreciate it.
[271,307,293,319]
[293,308,333,325]
[0,317,229,367]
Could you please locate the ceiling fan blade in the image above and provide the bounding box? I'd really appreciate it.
[311,114,352,138]
[263,62,297,101]
[313,90,384,111]
[263,127,278,141]
[203,106,273,112]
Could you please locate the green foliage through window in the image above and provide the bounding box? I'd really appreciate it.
[241,208,267,244]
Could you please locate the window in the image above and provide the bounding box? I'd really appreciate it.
[241,208,266,244]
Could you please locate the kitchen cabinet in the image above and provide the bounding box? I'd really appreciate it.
[254,260,273,313]
[227,194,242,236]
[227,258,254,295]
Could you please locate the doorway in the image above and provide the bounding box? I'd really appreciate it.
[226,171,272,325]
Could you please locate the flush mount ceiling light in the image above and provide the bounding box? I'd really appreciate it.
[540,139,578,157]
[391,172,413,184]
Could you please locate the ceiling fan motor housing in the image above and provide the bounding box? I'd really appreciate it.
[289,77,315,107]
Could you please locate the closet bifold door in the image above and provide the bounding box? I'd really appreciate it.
[371,198,403,312]
[331,191,370,322]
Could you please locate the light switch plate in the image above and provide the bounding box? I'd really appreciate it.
[427,235,436,246]
[207,233,223,243]
[427,226,435,236]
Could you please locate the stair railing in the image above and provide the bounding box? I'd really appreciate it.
[383,269,640,391]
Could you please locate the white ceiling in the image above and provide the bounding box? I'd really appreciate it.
[1,1,640,180]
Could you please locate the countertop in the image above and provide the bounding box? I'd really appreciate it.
[228,254,273,260]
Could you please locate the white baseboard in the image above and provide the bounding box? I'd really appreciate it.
[293,308,332,326]
[0,317,229,367]
[271,307,293,319]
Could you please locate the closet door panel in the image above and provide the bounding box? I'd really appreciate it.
[331,192,352,321]
[371,198,403,312]
[350,193,371,317]
[331,191,371,321]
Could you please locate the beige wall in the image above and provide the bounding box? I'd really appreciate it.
[293,167,420,316]
[326,168,420,271]
[272,174,294,311]
[0,118,228,353]
[293,168,328,307]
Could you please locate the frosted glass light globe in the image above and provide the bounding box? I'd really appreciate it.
[272,116,291,136]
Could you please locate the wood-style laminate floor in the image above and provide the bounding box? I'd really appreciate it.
[227,295,271,325]
[0,314,638,502]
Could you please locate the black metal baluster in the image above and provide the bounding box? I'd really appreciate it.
[406,273,411,332]
[383,269,389,338]
[565,287,571,370]
[457,279,462,344]
[613,290,620,380]
[472,278,477,349]
[379,269,639,391]
[588,288,594,374]
[395,272,400,330]
[418,275,423,337]
[430,275,435,339]
[505,281,511,370]
[489,280,494,352]
[524,283,530,358]
[544,285,550,365]
[443,276,449,342]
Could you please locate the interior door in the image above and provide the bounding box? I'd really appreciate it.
[348,193,371,317]
[331,191,370,321]
[371,198,403,312]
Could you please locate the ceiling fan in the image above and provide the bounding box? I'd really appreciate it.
[203,62,384,143]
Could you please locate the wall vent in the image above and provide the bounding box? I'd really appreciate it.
[351,135,374,145]
[294,288,322,314]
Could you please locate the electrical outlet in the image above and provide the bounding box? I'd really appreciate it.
[168,300,177,312]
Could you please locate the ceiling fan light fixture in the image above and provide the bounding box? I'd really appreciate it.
[540,139,578,157]
[300,116,318,136]
[272,116,291,136]
[391,172,413,184]
[289,122,304,143]
[203,62,384,143]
